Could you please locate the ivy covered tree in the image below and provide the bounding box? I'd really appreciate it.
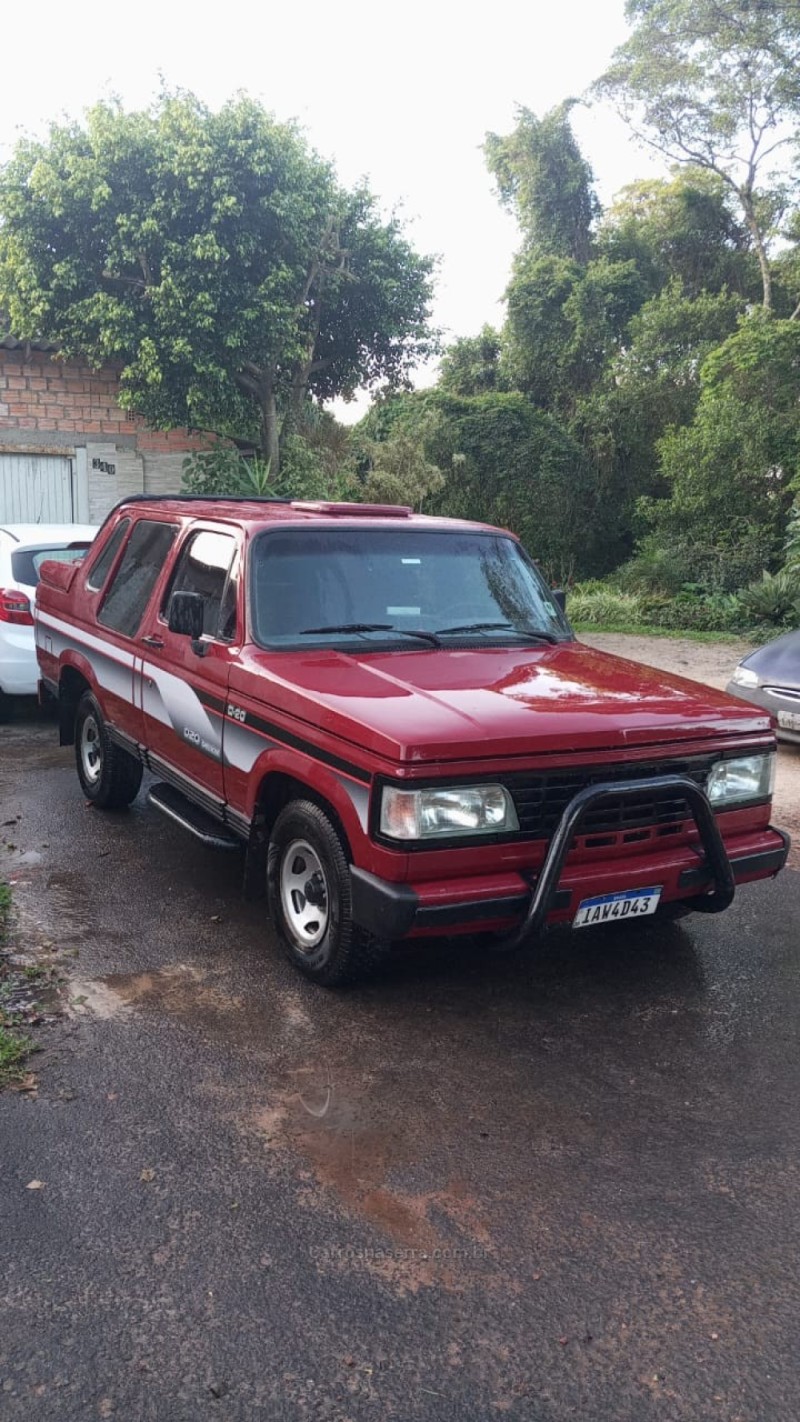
[484,102,599,263]
[0,93,437,473]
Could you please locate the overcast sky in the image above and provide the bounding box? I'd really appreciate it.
[1,0,666,417]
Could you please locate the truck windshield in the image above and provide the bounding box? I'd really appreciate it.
[249,528,571,649]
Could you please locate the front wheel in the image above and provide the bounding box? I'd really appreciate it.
[267,800,388,986]
[75,690,142,808]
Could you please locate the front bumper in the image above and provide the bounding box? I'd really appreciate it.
[350,774,791,942]
[726,681,800,744]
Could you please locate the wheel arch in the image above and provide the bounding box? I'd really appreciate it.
[58,659,93,746]
[254,769,357,861]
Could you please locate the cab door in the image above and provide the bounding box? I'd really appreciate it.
[92,517,179,747]
[135,525,240,811]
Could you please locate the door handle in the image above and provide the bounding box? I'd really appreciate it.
[141,635,164,649]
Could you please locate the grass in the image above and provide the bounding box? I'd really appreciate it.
[0,882,34,1087]
[0,1025,31,1083]
[571,621,756,644]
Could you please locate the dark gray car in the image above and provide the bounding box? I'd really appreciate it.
[727,628,800,744]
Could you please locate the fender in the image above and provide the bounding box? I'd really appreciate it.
[245,742,371,856]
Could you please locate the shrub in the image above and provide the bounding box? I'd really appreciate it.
[567,585,645,625]
[737,569,800,628]
[182,441,344,502]
[784,496,800,571]
[638,591,745,632]
[182,448,277,497]
[618,528,778,595]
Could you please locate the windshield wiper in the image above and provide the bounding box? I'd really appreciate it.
[435,620,559,644]
[300,622,442,647]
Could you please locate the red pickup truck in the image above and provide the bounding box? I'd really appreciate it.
[35,495,789,985]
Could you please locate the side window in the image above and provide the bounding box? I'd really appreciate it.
[98,520,178,638]
[86,518,130,592]
[163,530,237,640]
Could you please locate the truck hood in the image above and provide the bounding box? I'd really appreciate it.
[240,641,774,765]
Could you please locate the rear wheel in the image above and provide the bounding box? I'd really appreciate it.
[74,690,142,808]
[267,800,388,986]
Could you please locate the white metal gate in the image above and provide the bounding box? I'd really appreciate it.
[0,452,75,523]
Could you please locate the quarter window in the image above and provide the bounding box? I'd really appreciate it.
[163,530,237,640]
[86,518,130,592]
[98,520,177,638]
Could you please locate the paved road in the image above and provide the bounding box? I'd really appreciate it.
[1,710,799,1422]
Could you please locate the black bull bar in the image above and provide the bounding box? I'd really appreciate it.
[495,774,736,951]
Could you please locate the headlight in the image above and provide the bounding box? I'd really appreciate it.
[706,754,775,807]
[380,784,519,840]
[731,664,760,688]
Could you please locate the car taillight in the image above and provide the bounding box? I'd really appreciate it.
[0,588,34,626]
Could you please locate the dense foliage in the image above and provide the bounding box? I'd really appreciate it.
[361,2,800,628]
[0,94,437,473]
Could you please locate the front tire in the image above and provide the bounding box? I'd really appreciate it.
[267,800,388,986]
[74,690,142,808]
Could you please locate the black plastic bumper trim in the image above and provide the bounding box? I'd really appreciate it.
[351,866,574,939]
[415,889,573,930]
[679,827,790,889]
[350,867,418,938]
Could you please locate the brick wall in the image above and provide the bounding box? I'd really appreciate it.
[0,350,212,447]
[0,350,225,522]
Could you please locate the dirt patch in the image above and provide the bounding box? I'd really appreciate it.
[71,964,245,1029]
[249,1081,500,1294]
[583,633,800,868]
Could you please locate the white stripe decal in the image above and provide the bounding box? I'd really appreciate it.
[36,610,137,668]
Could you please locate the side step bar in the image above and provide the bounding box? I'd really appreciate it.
[147,782,241,850]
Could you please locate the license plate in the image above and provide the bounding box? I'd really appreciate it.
[573,886,662,929]
[778,710,800,732]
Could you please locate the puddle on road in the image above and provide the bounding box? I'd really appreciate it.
[65,957,501,1292]
[71,963,245,1029]
[249,1080,502,1295]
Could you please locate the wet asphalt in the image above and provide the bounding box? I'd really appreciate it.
[1,707,799,1422]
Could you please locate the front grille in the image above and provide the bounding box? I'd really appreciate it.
[502,755,717,841]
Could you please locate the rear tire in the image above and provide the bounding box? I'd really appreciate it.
[267,799,388,986]
[74,690,142,809]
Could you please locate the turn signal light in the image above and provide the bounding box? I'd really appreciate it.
[0,588,34,626]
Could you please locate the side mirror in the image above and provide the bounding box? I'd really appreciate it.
[168,590,205,643]
[552,588,567,614]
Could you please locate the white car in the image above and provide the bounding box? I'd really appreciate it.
[0,523,97,705]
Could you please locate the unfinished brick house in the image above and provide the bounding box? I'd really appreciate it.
[0,331,212,525]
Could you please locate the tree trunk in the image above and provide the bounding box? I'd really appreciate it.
[741,193,772,310]
[260,385,280,477]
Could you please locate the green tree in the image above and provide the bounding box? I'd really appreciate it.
[647,312,800,552]
[438,325,506,396]
[0,93,437,473]
[485,103,599,263]
[597,169,759,301]
[595,0,800,309]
